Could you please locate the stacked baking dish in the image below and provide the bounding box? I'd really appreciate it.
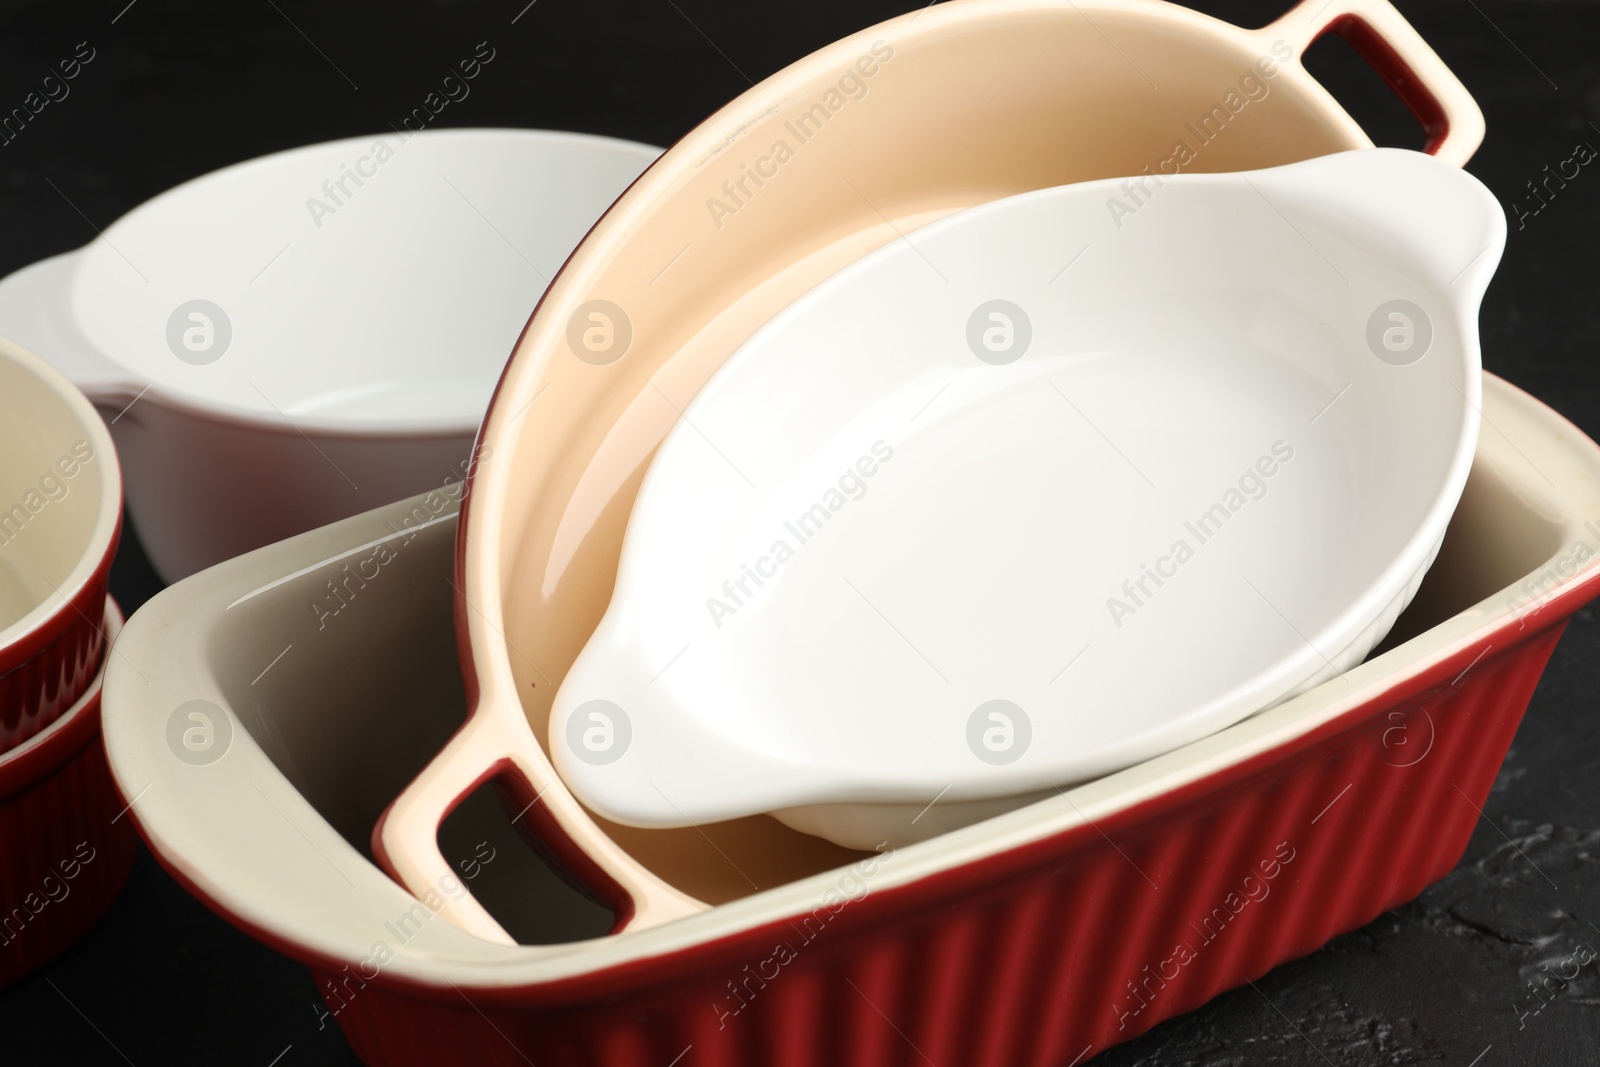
[375,0,1490,940]
[0,336,131,986]
[87,0,1600,1063]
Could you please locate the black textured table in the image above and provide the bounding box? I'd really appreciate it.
[0,1,1596,1064]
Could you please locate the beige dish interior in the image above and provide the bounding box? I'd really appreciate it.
[439,0,1486,921]
[0,339,119,637]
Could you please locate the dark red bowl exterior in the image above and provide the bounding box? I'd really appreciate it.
[0,652,136,988]
[0,516,119,752]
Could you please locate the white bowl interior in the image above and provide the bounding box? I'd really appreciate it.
[69,129,659,429]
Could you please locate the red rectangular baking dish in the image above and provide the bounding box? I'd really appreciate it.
[103,372,1600,1065]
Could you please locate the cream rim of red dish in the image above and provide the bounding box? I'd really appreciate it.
[0,336,121,665]
[100,374,1600,989]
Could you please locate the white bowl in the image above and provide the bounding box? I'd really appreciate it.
[0,128,659,581]
[550,149,1505,848]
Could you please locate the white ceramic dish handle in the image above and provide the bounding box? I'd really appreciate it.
[1263,0,1484,166]
[0,252,140,405]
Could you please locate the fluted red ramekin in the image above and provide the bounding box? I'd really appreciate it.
[0,337,121,752]
[0,600,134,987]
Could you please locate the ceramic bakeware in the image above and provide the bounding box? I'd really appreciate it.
[0,128,659,582]
[0,337,121,752]
[378,0,1487,940]
[1,600,133,987]
[552,149,1502,848]
[103,374,1600,1065]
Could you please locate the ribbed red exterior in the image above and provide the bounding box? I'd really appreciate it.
[309,616,1568,1067]
[0,586,108,751]
[0,687,137,987]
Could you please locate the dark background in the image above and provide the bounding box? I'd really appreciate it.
[0,0,1597,1063]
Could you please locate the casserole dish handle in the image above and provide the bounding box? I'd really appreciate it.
[1264,0,1485,166]
[373,692,703,945]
